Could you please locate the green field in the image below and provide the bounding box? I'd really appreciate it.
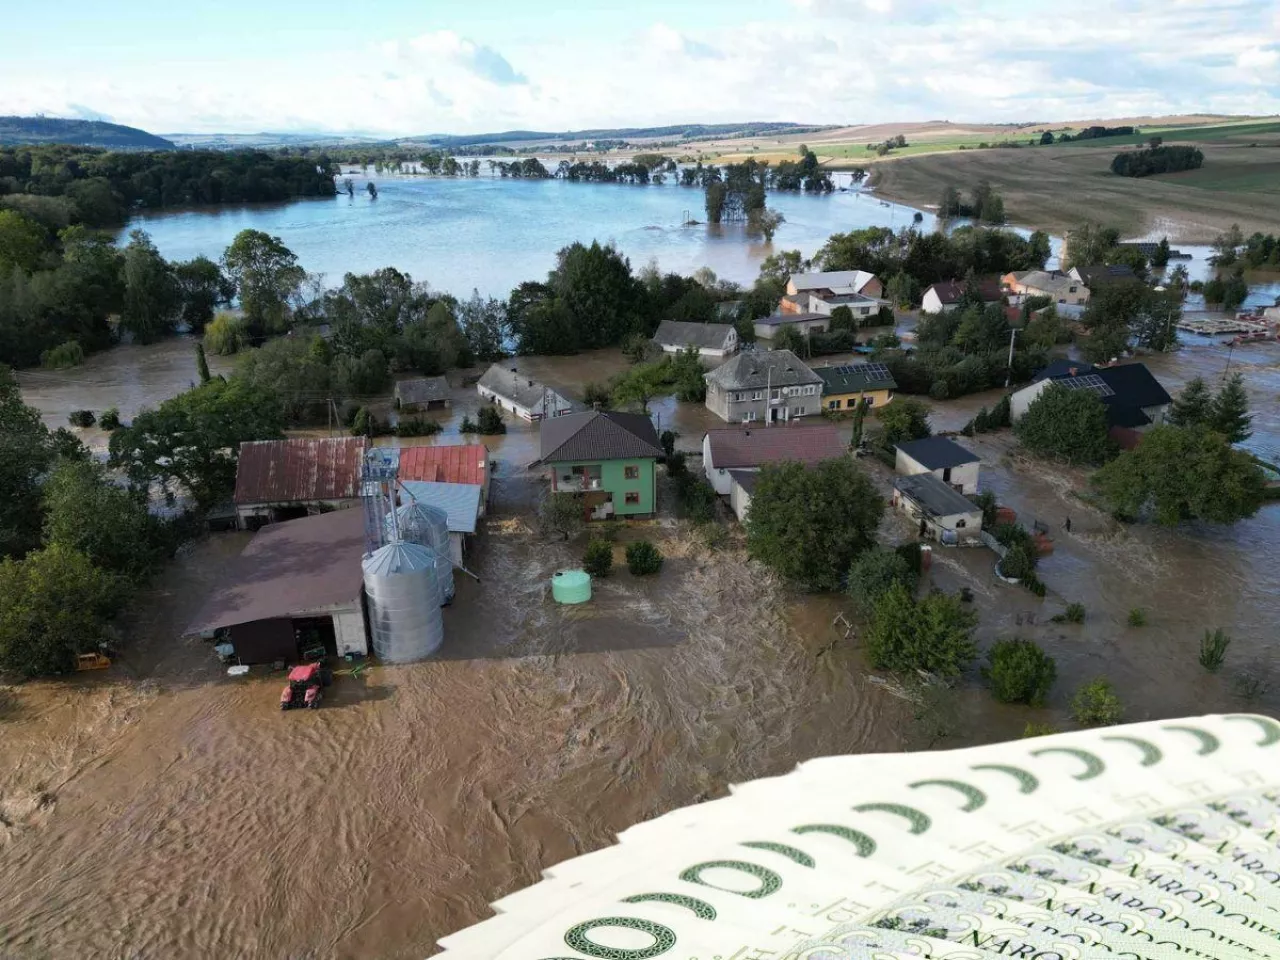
[1057,119,1280,148]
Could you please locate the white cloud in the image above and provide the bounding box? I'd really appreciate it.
[1,4,1277,136]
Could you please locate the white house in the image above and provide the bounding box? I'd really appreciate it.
[652,319,739,359]
[702,424,845,494]
[786,270,883,299]
[477,364,575,422]
[1009,360,1172,433]
[921,278,1004,314]
[894,437,980,495]
[892,474,983,545]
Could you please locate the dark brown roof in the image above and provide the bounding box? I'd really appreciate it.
[234,437,368,505]
[539,410,663,463]
[184,508,366,634]
[705,424,845,469]
[927,277,1003,305]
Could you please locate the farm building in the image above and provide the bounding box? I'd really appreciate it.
[399,481,483,566]
[186,508,369,663]
[894,437,980,495]
[892,473,983,546]
[652,320,739,359]
[233,436,367,531]
[396,444,492,516]
[477,364,575,421]
[394,376,452,411]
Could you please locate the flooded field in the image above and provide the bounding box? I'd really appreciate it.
[6,333,1280,957]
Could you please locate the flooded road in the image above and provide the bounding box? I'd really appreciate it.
[6,333,1280,957]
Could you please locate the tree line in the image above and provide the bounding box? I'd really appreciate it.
[1110,145,1204,178]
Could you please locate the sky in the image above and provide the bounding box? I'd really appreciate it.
[4,0,1279,136]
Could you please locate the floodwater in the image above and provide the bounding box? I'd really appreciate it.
[122,173,933,297]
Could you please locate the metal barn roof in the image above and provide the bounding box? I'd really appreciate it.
[233,437,368,505]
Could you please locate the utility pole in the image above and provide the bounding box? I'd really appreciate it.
[1004,328,1018,388]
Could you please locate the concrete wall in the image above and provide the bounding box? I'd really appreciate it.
[755,317,828,340]
[895,450,980,495]
[702,435,735,495]
[730,480,753,523]
[550,459,656,517]
[892,492,983,542]
[447,531,465,567]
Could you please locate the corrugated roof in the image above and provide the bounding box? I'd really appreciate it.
[233,437,368,505]
[397,444,489,485]
[895,473,980,519]
[478,363,573,414]
[706,349,821,391]
[652,319,736,350]
[896,437,980,470]
[705,424,845,469]
[185,508,365,634]
[400,481,483,534]
[394,376,451,405]
[539,410,663,463]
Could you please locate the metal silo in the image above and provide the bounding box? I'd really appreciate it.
[388,501,455,605]
[362,541,444,662]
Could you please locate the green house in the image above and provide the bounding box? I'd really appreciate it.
[538,410,663,521]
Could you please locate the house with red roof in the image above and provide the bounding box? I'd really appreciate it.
[396,443,491,516]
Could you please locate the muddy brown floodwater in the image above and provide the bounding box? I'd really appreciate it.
[5,335,1280,958]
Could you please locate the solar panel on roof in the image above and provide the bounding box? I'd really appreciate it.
[829,363,890,379]
[1056,374,1114,397]
[861,362,891,379]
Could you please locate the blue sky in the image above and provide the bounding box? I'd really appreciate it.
[4,0,1279,134]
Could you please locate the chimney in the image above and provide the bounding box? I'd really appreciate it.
[1067,366,1079,376]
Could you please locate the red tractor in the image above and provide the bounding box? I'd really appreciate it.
[280,663,328,711]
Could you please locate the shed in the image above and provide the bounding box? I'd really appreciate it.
[400,480,484,565]
[727,469,759,522]
[894,437,980,495]
[185,508,369,663]
[396,444,491,515]
[395,376,452,411]
[893,474,983,545]
[233,436,368,530]
[477,364,575,421]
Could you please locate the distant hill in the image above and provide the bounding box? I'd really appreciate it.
[0,116,175,150]
[406,122,831,149]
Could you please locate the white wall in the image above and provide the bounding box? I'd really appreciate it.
[332,605,369,657]
[448,531,465,566]
[702,434,735,495]
[921,289,948,314]
[892,493,982,539]
[730,481,753,523]
[1009,379,1051,421]
[895,450,980,495]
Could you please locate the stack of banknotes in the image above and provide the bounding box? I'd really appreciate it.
[437,713,1280,960]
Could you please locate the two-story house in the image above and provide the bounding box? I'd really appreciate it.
[538,410,664,521]
[704,349,823,424]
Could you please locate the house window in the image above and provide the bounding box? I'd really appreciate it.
[625,491,640,505]
[1069,285,1077,293]
[752,391,764,401]
[865,395,876,407]
[1058,298,1066,304]
[771,389,781,400]
[828,399,839,410]
[957,518,967,528]
[744,410,757,422]
[624,465,639,480]
[796,406,806,416]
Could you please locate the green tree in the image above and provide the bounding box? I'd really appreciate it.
[221,229,305,335]
[204,311,250,355]
[195,342,211,383]
[865,584,979,677]
[876,397,932,446]
[1014,384,1114,465]
[1151,237,1171,269]
[746,458,884,590]
[0,544,119,677]
[109,377,286,508]
[120,229,180,344]
[1070,677,1123,726]
[771,325,806,356]
[234,335,335,423]
[847,547,917,616]
[582,539,613,577]
[757,250,805,284]
[457,290,508,362]
[0,365,56,556]
[42,459,168,580]
[828,305,856,333]
[400,299,469,374]
[885,272,920,308]
[625,540,664,575]
[1039,131,1055,145]
[754,209,785,242]
[173,256,234,333]
[548,241,648,350]
[612,360,670,413]
[0,209,48,272]
[1091,424,1266,525]
[1209,372,1252,444]
[538,491,583,541]
[1167,376,1212,428]
[983,638,1057,705]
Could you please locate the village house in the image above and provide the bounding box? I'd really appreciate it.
[894,436,980,495]
[1002,270,1090,314]
[704,349,823,424]
[780,290,888,320]
[477,363,575,422]
[753,312,831,340]
[232,436,367,531]
[786,269,883,300]
[920,278,1004,314]
[892,473,984,546]
[186,508,370,663]
[1009,359,1172,442]
[537,410,664,521]
[651,319,739,359]
[813,362,897,412]
[1068,264,1139,288]
[702,423,845,521]
[394,376,451,411]
[396,443,492,516]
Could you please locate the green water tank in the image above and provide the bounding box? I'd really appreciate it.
[552,569,592,604]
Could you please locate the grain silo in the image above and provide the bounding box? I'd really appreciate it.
[362,540,444,662]
[388,500,455,605]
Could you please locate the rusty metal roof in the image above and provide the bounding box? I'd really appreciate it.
[396,443,489,486]
[233,437,368,505]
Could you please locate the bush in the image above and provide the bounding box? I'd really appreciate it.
[596,520,623,542]
[625,540,664,575]
[847,548,918,616]
[204,311,250,355]
[1022,722,1061,738]
[1199,628,1231,672]
[865,584,978,677]
[969,490,998,528]
[1127,607,1147,627]
[696,522,728,551]
[666,450,688,479]
[394,417,442,437]
[539,492,583,541]
[582,381,612,409]
[98,407,121,431]
[41,340,85,369]
[1000,543,1037,581]
[462,406,506,434]
[350,407,379,437]
[1070,677,1123,727]
[983,639,1057,705]
[582,539,614,578]
[68,409,96,428]
[659,429,678,459]
[1051,602,1086,624]
[895,541,923,576]
[1015,385,1115,466]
